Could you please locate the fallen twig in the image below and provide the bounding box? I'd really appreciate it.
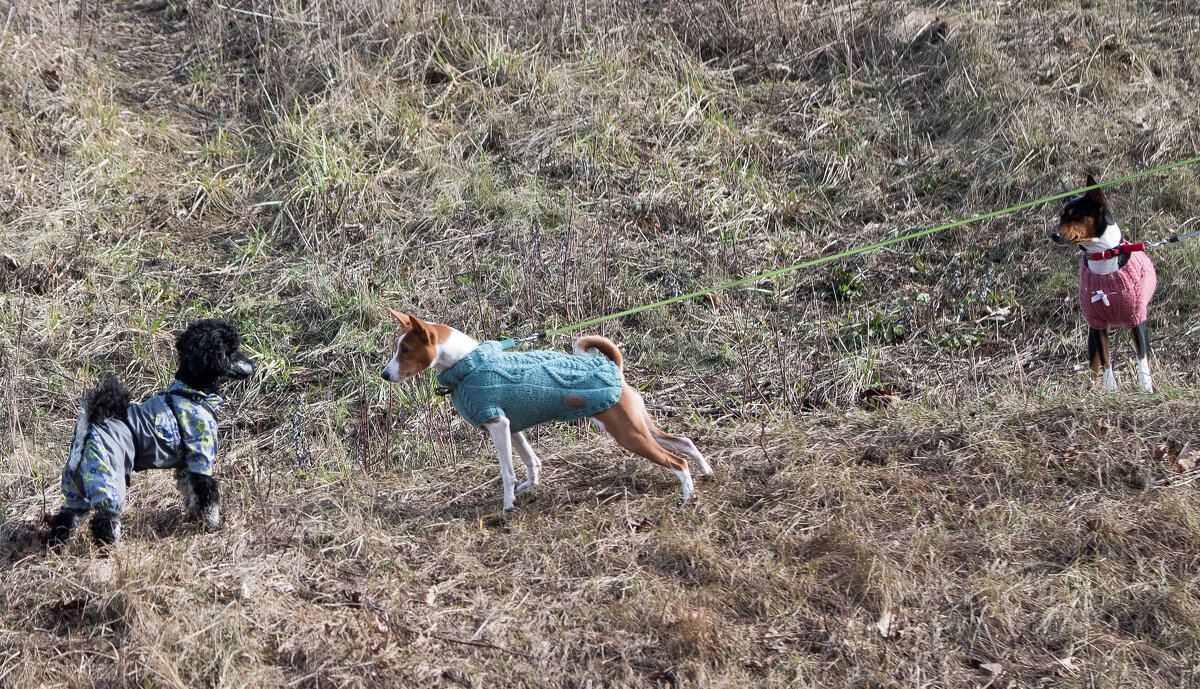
[366,600,532,659]
[214,3,320,27]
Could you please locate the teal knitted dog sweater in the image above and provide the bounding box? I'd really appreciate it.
[435,341,624,432]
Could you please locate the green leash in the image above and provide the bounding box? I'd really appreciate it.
[499,155,1200,350]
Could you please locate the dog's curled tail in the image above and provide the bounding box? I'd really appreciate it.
[67,376,130,471]
[572,336,623,372]
[87,376,131,423]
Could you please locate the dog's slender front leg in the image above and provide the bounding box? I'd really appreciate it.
[512,432,541,493]
[484,418,517,511]
[1132,320,1153,392]
[1088,327,1116,390]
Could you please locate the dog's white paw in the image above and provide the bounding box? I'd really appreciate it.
[201,503,221,531]
[672,468,695,502]
[515,480,538,493]
[1137,359,1152,392]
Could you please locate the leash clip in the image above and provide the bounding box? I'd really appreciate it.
[434,386,452,397]
[499,332,548,350]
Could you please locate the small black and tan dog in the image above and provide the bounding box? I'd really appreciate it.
[1051,175,1157,391]
[46,319,255,546]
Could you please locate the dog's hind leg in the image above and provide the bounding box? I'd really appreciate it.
[643,413,711,477]
[1132,320,1152,392]
[45,509,87,547]
[592,385,695,501]
[511,432,542,493]
[1089,327,1116,390]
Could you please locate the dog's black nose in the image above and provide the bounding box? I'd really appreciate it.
[1050,231,1063,244]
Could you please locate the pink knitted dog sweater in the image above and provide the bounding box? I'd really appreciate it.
[1078,251,1156,330]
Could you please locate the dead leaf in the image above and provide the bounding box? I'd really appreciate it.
[626,517,652,532]
[870,606,901,638]
[1056,656,1081,672]
[1175,445,1195,473]
[1,254,16,271]
[633,213,661,233]
[859,385,902,409]
[767,63,792,80]
[41,68,62,92]
[980,662,1004,677]
[1154,443,1176,461]
[978,305,1012,322]
[425,586,437,606]
[276,640,296,655]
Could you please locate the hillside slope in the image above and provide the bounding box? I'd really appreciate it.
[2,0,1200,686]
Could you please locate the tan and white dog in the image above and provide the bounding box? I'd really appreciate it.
[380,309,711,510]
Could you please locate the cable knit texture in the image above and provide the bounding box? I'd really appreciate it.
[436,341,623,432]
[1079,252,1157,330]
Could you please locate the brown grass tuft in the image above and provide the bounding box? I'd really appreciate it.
[4,0,1200,685]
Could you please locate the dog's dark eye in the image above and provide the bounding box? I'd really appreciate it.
[400,345,409,354]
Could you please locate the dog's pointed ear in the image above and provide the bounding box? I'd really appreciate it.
[1085,174,1106,205]
[386,307,412,332]
[407,314,431,339]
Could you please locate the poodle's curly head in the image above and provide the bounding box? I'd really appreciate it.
[175,319,255,392]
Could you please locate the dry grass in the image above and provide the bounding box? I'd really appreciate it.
[2,0,1200,686]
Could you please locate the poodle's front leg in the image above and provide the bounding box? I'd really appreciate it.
[176,468,221,531]
[90,509,122,545]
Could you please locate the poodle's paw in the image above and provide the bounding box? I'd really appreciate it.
[200,500,221,532]
[45,510,84,548]
[177,470,221,531]
[89,510,121,546]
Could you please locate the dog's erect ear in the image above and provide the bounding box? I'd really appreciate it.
[407,314,430,339]
[1084,174,1106,205]
[386,307,412,332]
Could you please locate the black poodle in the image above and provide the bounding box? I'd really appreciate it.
[46,319,255,547]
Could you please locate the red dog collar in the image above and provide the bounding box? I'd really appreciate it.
[1083,241,1146,261]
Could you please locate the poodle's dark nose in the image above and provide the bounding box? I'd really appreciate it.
[228,354,255,380]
